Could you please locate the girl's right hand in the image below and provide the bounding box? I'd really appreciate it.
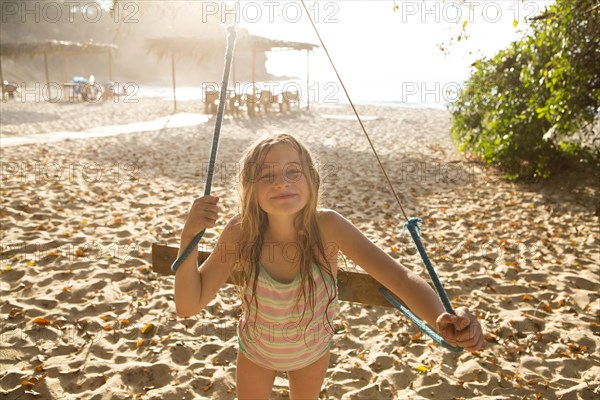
[182,195,220,237]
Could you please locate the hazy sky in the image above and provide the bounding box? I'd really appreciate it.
[231,0,553,104]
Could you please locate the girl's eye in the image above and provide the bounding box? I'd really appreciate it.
[260,174,274,181]
[286,169,302,179]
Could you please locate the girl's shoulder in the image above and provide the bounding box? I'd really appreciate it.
[316,208,347,235]
[317,208,345,219]
[218,214,242,243]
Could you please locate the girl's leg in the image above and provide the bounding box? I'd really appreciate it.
[236,350,277,400]
[287,350,330,400]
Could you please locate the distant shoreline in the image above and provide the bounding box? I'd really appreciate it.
[1,83,450,111]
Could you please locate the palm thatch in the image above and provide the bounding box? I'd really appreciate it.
[0,40,118,90]
[145,29,318,112]
[145,36,223,63]
[237,33,318,52]
[0,40,118,58]
[145,30,317,61]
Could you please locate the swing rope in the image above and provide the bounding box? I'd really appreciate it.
[171,24,237,273]
[299,0,463,352]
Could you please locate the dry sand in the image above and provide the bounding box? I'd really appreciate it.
[1,97,598,399]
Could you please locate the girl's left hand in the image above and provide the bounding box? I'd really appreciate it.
[436,307,484,352]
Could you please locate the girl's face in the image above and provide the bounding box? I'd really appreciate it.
[255,143,310,217]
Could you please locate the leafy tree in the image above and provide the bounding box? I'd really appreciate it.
[449,0,600,179]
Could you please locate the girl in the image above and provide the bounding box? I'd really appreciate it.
[174,134,483,399]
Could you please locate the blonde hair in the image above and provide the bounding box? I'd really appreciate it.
[233,134,337,329]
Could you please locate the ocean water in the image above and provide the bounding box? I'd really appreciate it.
[138,81,450,111]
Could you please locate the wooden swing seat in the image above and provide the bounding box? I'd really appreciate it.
[151,243,396,308]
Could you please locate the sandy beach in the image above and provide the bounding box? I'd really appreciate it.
[1,97,598,399]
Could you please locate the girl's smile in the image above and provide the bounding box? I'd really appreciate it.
[271,193,297,200]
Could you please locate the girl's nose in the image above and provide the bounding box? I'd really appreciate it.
[274,173,289,186]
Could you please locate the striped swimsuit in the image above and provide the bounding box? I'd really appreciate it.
[237,262,339,371]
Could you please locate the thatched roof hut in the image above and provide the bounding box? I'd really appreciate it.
[236,34,318,52]
[145,36,223,63]
[0,40,118,85]
[146,30,318,111]
[145,32,317,60]
[0,40,117,58]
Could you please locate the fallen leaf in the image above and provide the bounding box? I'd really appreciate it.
[136,339,144,348]
[141,323,154,335]
[21,377,45,386]
[9,308,25,318]
[415,365,428,373]
[33,317,51,326]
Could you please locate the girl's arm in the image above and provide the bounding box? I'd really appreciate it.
[321,210,444,327]
[174,196,238,317]
[321,210,483,351]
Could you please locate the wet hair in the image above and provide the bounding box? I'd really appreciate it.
[232,134,337,332]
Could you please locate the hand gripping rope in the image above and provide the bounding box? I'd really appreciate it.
[380,218,463,352]
[300,0,463,352]
[171,24,237,273]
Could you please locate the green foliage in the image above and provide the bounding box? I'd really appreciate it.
[449,0,600,180]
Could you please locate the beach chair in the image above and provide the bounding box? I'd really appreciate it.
[280,90,300,112]
[246,93,259,117]
[258,90,278,114]
[2,81,20,101]
[151,243,397,308]
[204,90,219,115]
[101,82,114,101]
[226,92,243,118]
[71,76,87,101]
